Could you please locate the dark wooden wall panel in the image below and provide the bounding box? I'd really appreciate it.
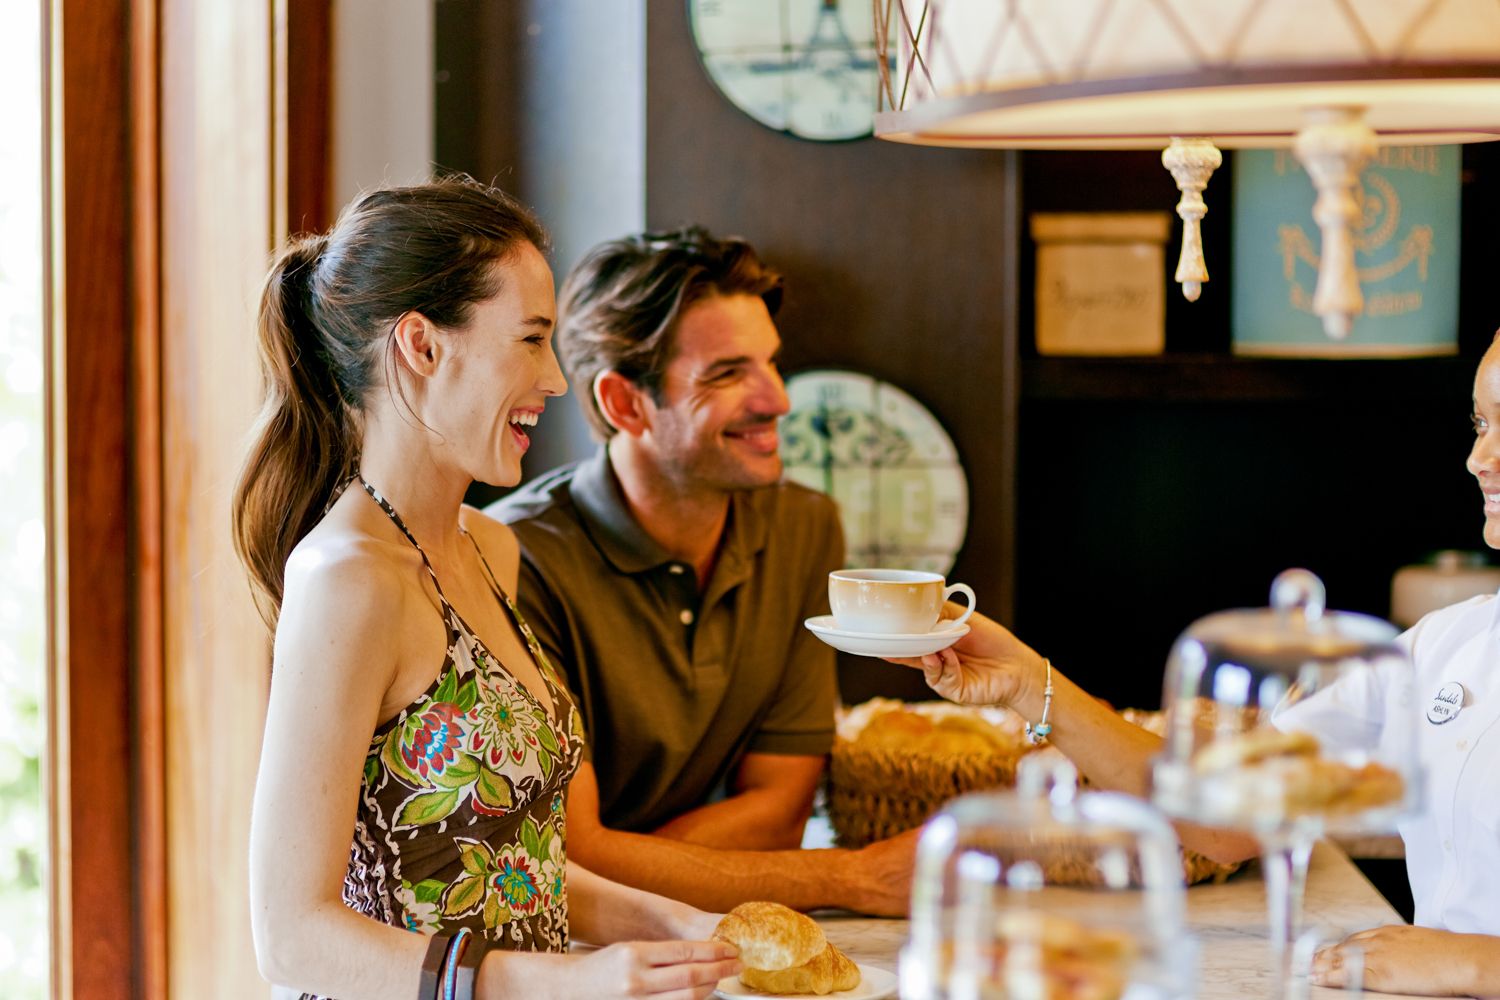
[285,0,332,234]
[645,6,1019,702]
[433,0,520,185]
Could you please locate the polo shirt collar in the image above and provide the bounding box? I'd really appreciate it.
[570,447,772,577]
[571,448,669,573]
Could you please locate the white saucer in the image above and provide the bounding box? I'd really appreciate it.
[804,615,969,658]
[715,963,896,999]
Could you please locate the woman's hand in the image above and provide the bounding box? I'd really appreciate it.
[669,906,725,942]
[576,940,740,1000]
[1311,924,1500,996]
[884,610,1046,709]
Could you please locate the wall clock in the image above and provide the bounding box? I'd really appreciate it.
[687,0,891,142]
[781,369,969,574]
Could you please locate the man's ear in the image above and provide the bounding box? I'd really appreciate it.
[595,370,652,437]
[391,311,442,378]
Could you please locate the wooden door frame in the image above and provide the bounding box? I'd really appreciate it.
[47,1,329,995]
[48,1,139,996]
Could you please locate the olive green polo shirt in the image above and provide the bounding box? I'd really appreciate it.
[488,449,842,833]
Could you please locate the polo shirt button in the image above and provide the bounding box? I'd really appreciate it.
[1444,839,1453,852]
[1457,738,1470,751]
[680,609,694,625]
[669,564,685,575]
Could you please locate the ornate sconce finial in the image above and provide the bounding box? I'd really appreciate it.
[1161,137,1223,303]
[1294,107,1378,339]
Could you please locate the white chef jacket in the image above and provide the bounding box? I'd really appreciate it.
[1278,592,1500,933]
[1393,592,1500,934]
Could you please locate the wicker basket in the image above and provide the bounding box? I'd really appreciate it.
[827,699,1243,886]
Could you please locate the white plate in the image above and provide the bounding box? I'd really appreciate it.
[803,615,969,658]
[715,963,896,1000]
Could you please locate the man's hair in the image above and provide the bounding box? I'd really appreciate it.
[557,226,784,439]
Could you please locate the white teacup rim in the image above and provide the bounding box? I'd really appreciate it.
[830,568,946,584]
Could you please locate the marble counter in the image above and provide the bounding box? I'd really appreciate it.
[813,841,1432,1000]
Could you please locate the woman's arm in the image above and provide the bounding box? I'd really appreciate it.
[565,860,721,945]
[888,609,1172,795]
[1313,925,1500,996]
[889,610,1258,864]
[250,544,437,999]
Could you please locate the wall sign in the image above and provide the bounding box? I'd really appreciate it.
[1231,144,1460,356]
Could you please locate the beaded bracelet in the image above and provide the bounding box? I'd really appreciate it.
[1024,657,1054,745]
[437,927,473,1000]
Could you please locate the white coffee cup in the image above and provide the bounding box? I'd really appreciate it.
[828,569,977,635]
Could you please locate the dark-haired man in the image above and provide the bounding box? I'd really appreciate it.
[488,227,913,915]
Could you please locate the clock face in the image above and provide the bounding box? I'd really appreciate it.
[688,0,892,142]
[781,370,969,575]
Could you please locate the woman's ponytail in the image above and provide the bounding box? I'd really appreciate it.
[232,235,356,626]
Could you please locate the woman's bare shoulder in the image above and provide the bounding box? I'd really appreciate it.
[459,504,521,593]
[281,500,422,636]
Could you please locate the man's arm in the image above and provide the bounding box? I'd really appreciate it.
[566,761,913,915]
[651,752,823,850]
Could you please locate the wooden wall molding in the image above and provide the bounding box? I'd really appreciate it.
[130,0,168,995]
[159,0,279,993]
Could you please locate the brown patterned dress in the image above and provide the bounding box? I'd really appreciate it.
[304,478,585,999]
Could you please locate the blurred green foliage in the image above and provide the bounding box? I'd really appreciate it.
[0,1,48,996]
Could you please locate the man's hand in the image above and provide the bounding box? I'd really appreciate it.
[1312,924,1500,996]
[836,827,921,917]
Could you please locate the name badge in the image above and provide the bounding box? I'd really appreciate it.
[1427,681,1467,725]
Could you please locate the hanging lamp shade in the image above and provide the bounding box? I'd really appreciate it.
[874,0,1500,149]
[873,0,1500,338]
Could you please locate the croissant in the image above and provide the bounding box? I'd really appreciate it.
[739,943,862,995]
[713,901,827,971]
[713,902,863,995]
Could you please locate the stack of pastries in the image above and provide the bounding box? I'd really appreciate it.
[713,902,862,995]
[947,912,1138,1000]
[998,912,1137,1000]
[1192,729,1404,816]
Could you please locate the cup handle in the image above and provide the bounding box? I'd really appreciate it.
[941,583,976,628]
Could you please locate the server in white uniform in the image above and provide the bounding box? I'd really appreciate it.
[886,337,1500,996]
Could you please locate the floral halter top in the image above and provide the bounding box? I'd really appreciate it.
[322,479,584,986]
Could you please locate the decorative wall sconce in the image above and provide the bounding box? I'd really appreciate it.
[874,0,1500,338]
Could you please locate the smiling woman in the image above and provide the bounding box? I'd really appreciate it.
[234,178,736,1000]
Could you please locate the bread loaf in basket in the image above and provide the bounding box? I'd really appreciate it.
[828,699,1242,886]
